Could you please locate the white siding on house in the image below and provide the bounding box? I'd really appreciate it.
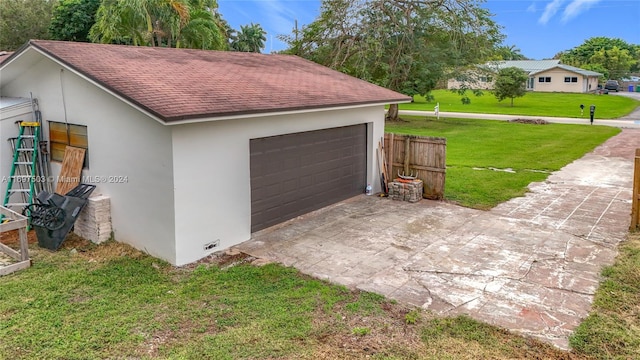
[1,58,177,263]
[0,99,33,187]
[171,106,385,266]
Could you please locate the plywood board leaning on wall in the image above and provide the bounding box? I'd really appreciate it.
[55,146,86,195]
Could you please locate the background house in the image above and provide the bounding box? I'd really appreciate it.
[448,60,602,93]
[0,40,410,266]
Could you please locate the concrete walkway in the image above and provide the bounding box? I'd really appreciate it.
[236,128,640,349]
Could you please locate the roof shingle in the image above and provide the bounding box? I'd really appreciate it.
[25,40,410,123]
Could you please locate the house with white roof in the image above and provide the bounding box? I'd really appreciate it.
[448,60,602,93]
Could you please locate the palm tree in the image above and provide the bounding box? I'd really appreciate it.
[90,0,153,46]
[177,9,224,50]
[230,23,266,53]
[497,45,527,60]
[90,0,225,50]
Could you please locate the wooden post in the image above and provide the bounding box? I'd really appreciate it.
[404,137,411,176]
[388,133,394,178]
[19,227,29,261]
[631,149,640,231]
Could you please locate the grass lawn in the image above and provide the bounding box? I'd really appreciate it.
[385,116,620,209]
[570,231,640,359]
[0,236,581,359]
[398,89,640,119]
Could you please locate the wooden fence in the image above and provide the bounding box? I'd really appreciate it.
[632,149,640,231]
[383,133,446,200]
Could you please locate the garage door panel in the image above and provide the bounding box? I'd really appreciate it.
[250,124,366,232]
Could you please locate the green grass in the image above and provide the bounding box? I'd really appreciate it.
[570,232,640,359]
[0,239,573,359]
[386,116,620,209]
[398,89,640,119]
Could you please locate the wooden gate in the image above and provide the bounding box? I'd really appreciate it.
[383,133,446,200]
[632,149,640,231]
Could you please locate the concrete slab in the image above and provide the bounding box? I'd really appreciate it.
[236,128,640,349]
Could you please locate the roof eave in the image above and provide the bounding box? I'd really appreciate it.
[163,99,411,126]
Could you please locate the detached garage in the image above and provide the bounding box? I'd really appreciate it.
[0,40,410,265]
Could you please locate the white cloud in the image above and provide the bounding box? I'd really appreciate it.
[257,0,304,36]
[561,0,602,23]
[527,3,537,13]
[538,0,565,24]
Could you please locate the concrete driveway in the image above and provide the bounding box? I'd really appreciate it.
[236,128,640,349]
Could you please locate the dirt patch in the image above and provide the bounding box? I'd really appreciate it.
[47,233,146,263]
[0,228,37,247]
[181,249,255,270]
[509,118,549,125]
[307,297,426,359]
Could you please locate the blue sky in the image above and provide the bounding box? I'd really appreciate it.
[219,0,640,59]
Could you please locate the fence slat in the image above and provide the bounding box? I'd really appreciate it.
[384,133,446,199]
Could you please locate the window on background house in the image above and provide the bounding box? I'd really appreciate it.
[564,77,578,83]
[571,77,578,82]
[539,77,552,83]
[564,77,571,82]
[48,121,89,166]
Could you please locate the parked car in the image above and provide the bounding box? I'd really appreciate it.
[604,80,620,92]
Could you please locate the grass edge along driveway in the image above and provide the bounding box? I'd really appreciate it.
[385,116,620,209]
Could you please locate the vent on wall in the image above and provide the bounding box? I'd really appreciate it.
[204,240,220,251]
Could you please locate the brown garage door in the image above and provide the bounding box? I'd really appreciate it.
[250,124,367,232]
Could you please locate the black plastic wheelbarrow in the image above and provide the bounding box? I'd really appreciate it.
[23,184,96,250]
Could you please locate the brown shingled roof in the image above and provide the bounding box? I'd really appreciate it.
[27,40,410,123]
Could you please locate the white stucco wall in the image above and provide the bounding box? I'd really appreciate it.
[1,57,177,263]
[171,106,385,265]
[0,101,33,189]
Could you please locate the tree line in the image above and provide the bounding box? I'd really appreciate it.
[0,0,267,52]
[554,37,640,81]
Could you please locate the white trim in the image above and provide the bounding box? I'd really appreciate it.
[164,101,411,126]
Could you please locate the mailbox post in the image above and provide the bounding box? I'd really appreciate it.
[589,104,595,125]
[580,104,584,116]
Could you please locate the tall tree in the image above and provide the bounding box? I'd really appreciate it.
[177,8,225,49]
[493,67,528,107]
[279,0,503,121]
[496,45,527,60]
[0,0,56,50]
[230,23,267,53]
[589,46,636,80]
[560,37,639,79]
[49,0,101,42]
[89,0,226,50]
